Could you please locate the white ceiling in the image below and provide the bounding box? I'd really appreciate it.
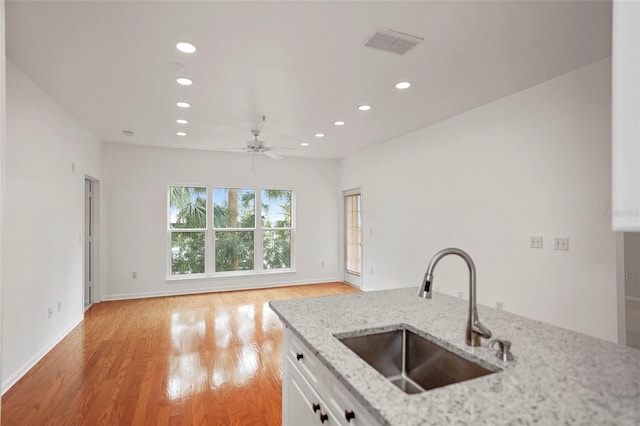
[6,1,611,159]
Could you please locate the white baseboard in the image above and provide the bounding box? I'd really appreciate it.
[2,313,84,395]
[101,277,342,301]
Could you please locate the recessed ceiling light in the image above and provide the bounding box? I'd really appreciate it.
[176,101,191,108]
[395,81,412,90]
[358,105,372,111]
[300,142,310,146]
[176,119,189,124]
[176,131,187,136]
[333,121,345,126]
[176,42,197,54]
[315,133,325,138]
[176,77,193,86]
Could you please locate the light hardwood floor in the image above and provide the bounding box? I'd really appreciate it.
[1,282,360,425]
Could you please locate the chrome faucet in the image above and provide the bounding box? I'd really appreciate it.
[418,248,492,346]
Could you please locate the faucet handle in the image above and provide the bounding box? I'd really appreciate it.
[489,339,514,362]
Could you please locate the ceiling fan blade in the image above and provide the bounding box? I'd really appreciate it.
[214,148,250,153]
[268,146,296,151]
[262,150,283,160]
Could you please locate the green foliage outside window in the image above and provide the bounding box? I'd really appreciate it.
[170,187,206,275]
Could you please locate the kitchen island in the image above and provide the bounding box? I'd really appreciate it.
[269,287,640,425]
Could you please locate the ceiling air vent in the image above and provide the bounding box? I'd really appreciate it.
[363,27,423,55]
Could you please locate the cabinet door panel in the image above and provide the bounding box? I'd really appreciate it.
[284,358,323,426]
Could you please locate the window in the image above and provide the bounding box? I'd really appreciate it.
[168,186,294,277]
[169,187,206,275]
[213,188,255,272]
[345,192,362,277]
[262,189,292,270]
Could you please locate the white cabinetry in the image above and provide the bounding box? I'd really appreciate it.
[282,327,381,426]
[612,0,640,230]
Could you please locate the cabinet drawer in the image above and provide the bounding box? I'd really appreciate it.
[326,372,380,426]
[286,328,323,391]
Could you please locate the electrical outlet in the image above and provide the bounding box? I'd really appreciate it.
[529,236,543,249]
[57,301,62,312]
[496,302,503,311]
[48,308,53,319]
[320,260,325,267]
[554,237,569,251]
[370,268,374,275]
[458,292,463,299]
[132,272,138,279]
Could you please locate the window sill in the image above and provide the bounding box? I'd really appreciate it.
[166,268,296,282]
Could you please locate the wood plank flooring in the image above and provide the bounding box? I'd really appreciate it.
[1,282,360,425]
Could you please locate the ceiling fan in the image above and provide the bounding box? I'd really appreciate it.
[219,129,288,160]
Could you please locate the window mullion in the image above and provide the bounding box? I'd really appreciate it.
[206,185,213,275]
[255,188,263,272]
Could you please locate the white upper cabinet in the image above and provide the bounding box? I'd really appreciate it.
[612,0,640,231]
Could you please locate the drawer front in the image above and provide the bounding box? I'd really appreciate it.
[286,328,323,391]
[326,373,381,426]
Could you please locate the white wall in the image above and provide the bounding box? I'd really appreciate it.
[340,59,619,342]
[2,62,102,392]
[624,233,640,299]
[102,143,339,300]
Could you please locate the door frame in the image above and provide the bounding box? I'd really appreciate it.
[84,176,99,310]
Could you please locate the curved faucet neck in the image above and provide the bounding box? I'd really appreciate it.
[417,248,491,347]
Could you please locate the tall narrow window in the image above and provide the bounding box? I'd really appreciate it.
[345,192,362,277]
[262,189,293,269]
[169,186,207,275]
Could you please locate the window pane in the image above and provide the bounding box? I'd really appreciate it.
[263,230,291,269]
[215,231,254,271]
[213,188,255,228]
[169,187,206,229]
[171,232,205,275]
[262,189,292,228]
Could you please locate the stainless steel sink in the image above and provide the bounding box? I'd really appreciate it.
[337,327,498,394]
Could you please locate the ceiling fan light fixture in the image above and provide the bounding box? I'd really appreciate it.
[358,104,372,111]
[176,77,193,86]
[176,41,197,54]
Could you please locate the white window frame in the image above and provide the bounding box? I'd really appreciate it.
[167,185,295,280]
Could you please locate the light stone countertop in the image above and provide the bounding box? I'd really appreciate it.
[269,287,640,426]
